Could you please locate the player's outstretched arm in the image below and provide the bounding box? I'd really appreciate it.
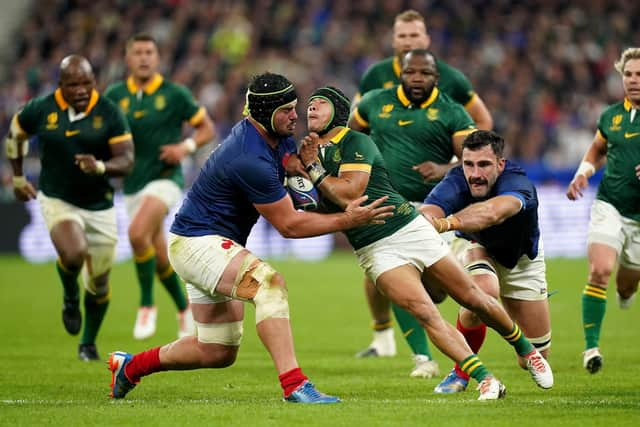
[423,196,522,233]
[255,194,392,239]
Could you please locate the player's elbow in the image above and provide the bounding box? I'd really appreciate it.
[276,223,303,239]
[123,151,135,174]
[476,115,494,131]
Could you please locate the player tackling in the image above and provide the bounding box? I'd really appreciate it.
[107,72,393,403]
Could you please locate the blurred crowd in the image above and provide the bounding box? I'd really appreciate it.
[1,0,639,198]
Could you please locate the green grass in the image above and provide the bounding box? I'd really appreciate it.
[0,252,639,426]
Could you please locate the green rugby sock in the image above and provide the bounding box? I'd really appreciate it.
[582,284,607,349]
[158,264,188,311]
[391,303,432,358]
[460,354,490,383]
[56,259,80,301]
[80,290,110,345]
[502,324,534,357]
[134,246,156,307]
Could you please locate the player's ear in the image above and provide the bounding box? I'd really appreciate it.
[497,157,506,172]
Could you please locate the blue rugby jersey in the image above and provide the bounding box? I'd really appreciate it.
[425,160,540,269]
[170,118,296,245]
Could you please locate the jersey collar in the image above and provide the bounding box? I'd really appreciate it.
[327,127,350,144]
[392,56,402,78]
[126,73,164,95]
[396,85,439,109]
[54,88,100,115]
[624,97,636,111]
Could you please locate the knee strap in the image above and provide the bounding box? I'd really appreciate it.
[527,331,552,352]
[465,260,498,278]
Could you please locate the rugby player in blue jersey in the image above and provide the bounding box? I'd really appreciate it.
[421,130,552,394]
[107,72,393,404]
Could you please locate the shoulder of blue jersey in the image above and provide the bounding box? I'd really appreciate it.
[286,176,319,211]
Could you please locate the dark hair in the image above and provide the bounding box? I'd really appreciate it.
[246,72,297,136]
[462,130,505,157]
[126,33,158,51]
[308,85,351,135]
[401,48,437,68]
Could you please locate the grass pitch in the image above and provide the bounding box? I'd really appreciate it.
[0,252,639,426]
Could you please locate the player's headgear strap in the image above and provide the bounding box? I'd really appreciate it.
[309,86,351,136]
[246,73,297,136]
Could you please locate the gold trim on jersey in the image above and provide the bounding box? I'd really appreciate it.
[352,109,369,128]
[453,128,477,138]
[329,127,350,143]
[126,73,164,95]
[392,56,401,78]
[189,106,206,126]
[54,88,100,115]
[396,86,439,109]
[464,92,478,108]
[339,163,372,174]
[108,133,132,145]
[13,114,26,135]
[624,98,632,112]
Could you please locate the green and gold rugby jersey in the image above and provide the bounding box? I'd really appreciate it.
[104,73,205,194]
[318,127,418,250]
[16,89,131,210]
[353,85,476,202]
[595,98,640,221]
[357,56,477,107]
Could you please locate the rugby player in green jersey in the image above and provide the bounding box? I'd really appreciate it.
[355,10,492,130]
[105,33,215,341]
[349,48,476,377]
[567,47,640,374]
[298,85,553,398]
[351,10,493,377]
[5,55,134,361]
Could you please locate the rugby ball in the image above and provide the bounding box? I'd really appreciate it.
[287,175,319,211]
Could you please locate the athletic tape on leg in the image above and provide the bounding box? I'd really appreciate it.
[196,321,243,346]
[231,253,289,323]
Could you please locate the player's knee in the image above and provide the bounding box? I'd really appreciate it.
[231,254,289,324]
[128,225,149,251]
[58,248,87,271]
[459,307,481,325]
[401,297,438,325]
[254,272,289,324]
[196,320,243,367]
[589,264,613,286]
[198,344,239,368]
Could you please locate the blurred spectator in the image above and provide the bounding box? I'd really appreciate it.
[2,0,640,197]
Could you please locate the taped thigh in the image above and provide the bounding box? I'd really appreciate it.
[196,320,243,346]
[231,253,289,323]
